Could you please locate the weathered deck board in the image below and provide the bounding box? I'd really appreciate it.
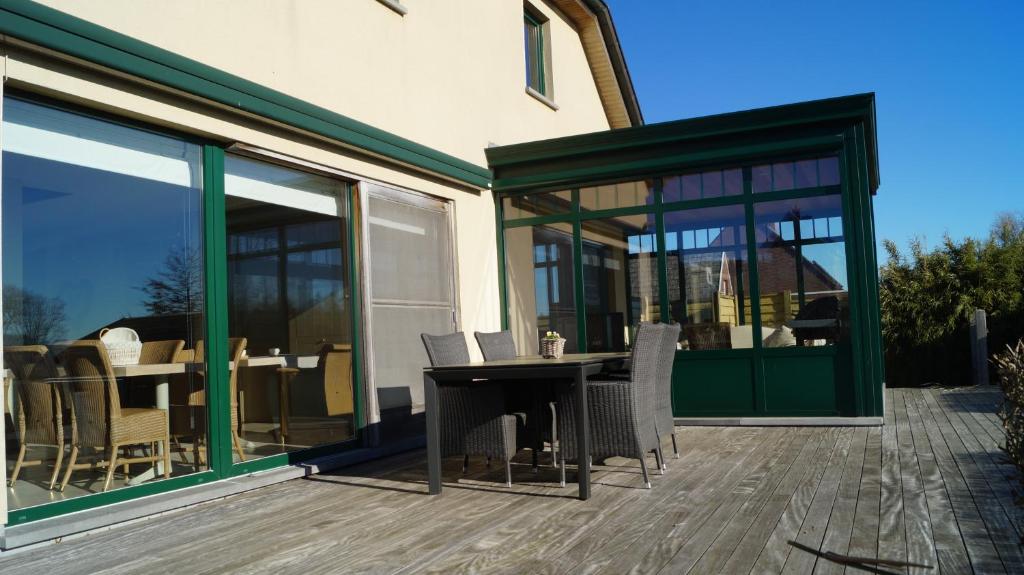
[0,386,1020,575]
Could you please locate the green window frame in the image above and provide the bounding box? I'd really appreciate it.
[524,11,547,96]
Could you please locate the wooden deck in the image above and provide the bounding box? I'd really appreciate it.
[2,386,1021,574]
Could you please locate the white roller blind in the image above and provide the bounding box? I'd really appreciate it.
[225,155,344,216]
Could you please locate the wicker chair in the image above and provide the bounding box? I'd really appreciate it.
[58,341,171,492]
[555,322,665,489]
[276,342,355,444]
[139,340,186,365]
[422,332,519,487]
[475,330,553,470]
[683,322,732,350]
[4,346,65,489]
[655,323,682,464]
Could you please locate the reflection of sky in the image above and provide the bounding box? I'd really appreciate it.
[2,152,202,339]
[803,243,848,290]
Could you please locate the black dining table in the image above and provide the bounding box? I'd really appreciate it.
[423,352,630,500]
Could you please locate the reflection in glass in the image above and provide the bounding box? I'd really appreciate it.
[505,223,579,354]
[665,206,752,350]
[754,195,848,346]
[582,214,659,352]
[224,155,354,461]
[753,157,840,193]
[2,97,206,509]
[502,190,572,220]
[579,180,654,212]
[663,168,743,203]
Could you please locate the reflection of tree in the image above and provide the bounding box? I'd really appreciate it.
[3,285,67,345]
[138,247,203,315]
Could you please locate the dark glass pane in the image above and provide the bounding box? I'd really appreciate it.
[664,205,751,350]
[795,159,817,189]
[701,171,723,198]
[225,155,354,461]
[752,165,772,193]
[2,97,207,506]
[505,223,579,354]
[502,190,572,220]
[579,180,654,212]
[681,174,701,201]
[772,162,794,191]
[662,176,682,203]
[724,168,744,196]
[582,214,659,352]
[819,157,841,186]
[753,195,848,347]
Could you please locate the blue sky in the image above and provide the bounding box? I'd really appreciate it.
[606,0,1023,261]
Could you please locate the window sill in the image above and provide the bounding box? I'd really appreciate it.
[526,86,559,111]
[376,0,407,16]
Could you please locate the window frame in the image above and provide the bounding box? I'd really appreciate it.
[523,5,552,101]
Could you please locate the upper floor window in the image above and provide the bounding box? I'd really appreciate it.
[524,6,551,99]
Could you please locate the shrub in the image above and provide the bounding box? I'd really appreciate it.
[995,339,1024,489]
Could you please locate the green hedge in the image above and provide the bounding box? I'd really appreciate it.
[880,214,1024,386]
[995,339,1024,523]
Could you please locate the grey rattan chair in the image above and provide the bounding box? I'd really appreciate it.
[422,332,519,487]
[4,345,65,489]
[555,322,665,489]
[655,323,682,464]
[475,330,551,470]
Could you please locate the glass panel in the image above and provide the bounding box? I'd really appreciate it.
[581,214,659,352]
[665,205,752,350]
[663,169,742,203]
[225,155,354,461]
[754,156,841,193]
[2,97,206,509]
[504,223,579,354]
[524,16,541,92]
[753,195,849,346]
[502,190,572,220]
[579,180,654,212]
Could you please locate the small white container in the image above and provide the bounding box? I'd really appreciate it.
[99,327,143,366]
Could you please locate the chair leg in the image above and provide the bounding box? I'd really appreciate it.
[232,431,247,462]
[671,433,680,459]
[59,446,79,492]
[49,443,65,490]
[122,446,131,475]
[9,444,26,487]
[532,449,539,473]
[103,444,120,492]
[654,447,665,475]
[505,460,512,488]
[462,454,469,474]
[163,437,172,479]
[559,456,567,488]
[640,456,651,489]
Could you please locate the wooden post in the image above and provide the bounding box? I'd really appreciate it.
[970,309,990,386]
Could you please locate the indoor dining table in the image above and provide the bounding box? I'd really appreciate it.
[423,352,629,501]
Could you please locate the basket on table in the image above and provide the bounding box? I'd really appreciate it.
[99,327,143,366]
[540,336,566,359]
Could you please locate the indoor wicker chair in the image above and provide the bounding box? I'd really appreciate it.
[4,345,65,489]
[139,339,185,365]
[475,330,551,470]
[655,323,682,464]
[554,322,665,489]
[683,322,732,350]
[169,337,247,466]
[58,340,171,492]
[422,332,519,487]
[275,342,355,445]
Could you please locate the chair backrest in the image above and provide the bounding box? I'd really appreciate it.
[421,332,471,367]
[139,339,186,364]
[474,331,517,361]
[683,322,731,350]
[226,337,247,429]
[60,340,121,448]
[319,343,354,416]
[4,345,63,445]
[655,323,681,437]
[628,322,665,437]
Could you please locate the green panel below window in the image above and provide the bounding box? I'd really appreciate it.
[672,354,755,415]
[762,354,838,414]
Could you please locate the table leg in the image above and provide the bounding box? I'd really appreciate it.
[424,372,442,495]
[575,366,590,500]
[128,374,169,485]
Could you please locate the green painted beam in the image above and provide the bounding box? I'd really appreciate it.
[0,0,492,188]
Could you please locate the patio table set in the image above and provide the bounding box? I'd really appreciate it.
[422,321,680,501]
